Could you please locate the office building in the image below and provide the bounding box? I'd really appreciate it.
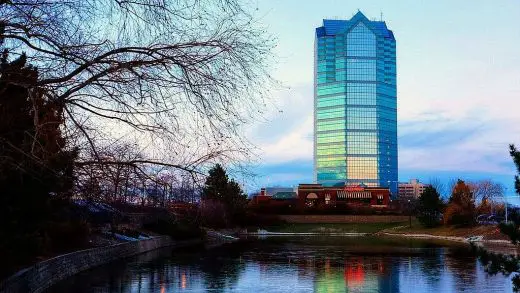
[398,179,428,198]
[314,11,398,195]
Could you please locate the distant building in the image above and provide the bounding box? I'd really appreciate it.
[260,187,297,197]
[298,183,390,208]
[398,179,428,198]
[250,183,391,210]
[250,187,298,205]
[313,11,398,195]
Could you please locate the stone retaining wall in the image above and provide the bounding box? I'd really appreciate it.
[277,215,411,224]
[0,236,193,293]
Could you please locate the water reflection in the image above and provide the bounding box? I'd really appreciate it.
[48,237,514,293]
[445,246,478,291]
[312,256,399,293]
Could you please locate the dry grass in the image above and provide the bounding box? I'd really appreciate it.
[267,222,408,234]
[391,222,510,241]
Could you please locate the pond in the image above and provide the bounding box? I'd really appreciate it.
[48,236,514,293]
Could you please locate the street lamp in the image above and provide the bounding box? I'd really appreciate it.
[505,187,508,224]
[408,199,412,228]
[499,188,514,224]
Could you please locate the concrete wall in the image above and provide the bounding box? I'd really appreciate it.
[278,215,411,224]
[0,236,196,293]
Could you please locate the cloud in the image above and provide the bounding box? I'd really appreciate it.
[245,83,519,189]
[246,83,314,163]
[399,125,483,148]
[245,159,314,191]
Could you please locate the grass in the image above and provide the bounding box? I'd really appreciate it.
[388,220,510,241]
[258,218,511,242]
[265,222,409,234]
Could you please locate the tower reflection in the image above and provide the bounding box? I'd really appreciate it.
[312,256,400,293]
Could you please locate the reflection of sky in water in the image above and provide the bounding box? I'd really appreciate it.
[48,239,514,293]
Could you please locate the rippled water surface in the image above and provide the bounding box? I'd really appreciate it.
[48,237,514,293]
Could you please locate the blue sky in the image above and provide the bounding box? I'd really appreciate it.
[243,0,520,198]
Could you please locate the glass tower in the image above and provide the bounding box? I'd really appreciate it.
[314,11,397,195]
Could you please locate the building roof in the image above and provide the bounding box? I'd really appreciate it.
[263,187,294,196]
[316,11,394,40]
[272,192,298,200]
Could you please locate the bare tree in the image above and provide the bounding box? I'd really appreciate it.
[469,179,505,203]
[75,142,145,202]
[75,140,208,207]
[447,178,458,196]
[1,0,275,178]
[428,177,446,197]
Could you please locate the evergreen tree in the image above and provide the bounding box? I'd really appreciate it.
[202,164,247,225]
[499,145,520,244]
[0,50,78,277]
[202,164,229,201]
[416,186,444,227]
[226,179,248,217]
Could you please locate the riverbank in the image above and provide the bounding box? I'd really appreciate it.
[258,221,409,234]
[243,219,520,254]
[379,231,518,255]
[383,222,510,241]
[377,223,519,254]
[258,216,509,241]
[0,236,204,293]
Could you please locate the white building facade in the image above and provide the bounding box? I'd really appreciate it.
[398,179,428,198]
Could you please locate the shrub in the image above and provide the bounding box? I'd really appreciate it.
[142,217,204,240]
[46,220,90,253]
[499,222,520,245]
[238,212,287,229]
[199,199,229,228]
[111,226,143,239]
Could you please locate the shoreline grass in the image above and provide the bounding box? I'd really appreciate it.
[388,221,510,241]
[265,222,409,234]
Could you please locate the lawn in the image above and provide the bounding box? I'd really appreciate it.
[266,222,409,234]
[389,221,510,241]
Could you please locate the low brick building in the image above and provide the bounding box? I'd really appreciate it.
[297,184,390,209]
[250,184,391,212]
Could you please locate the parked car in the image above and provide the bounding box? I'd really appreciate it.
[477,214,504,225]
[476,214,489,222]
[489,215,505,223]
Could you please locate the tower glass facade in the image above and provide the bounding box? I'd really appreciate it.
[314,12,397,195]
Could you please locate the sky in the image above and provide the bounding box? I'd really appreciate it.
[243,0,520,199]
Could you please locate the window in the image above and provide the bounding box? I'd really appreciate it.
[346,22,376,58]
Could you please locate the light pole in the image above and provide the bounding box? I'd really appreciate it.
[408,199,412,228]
[505,187,508,224]
[502,188,509,224]
[497,188,518,224]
